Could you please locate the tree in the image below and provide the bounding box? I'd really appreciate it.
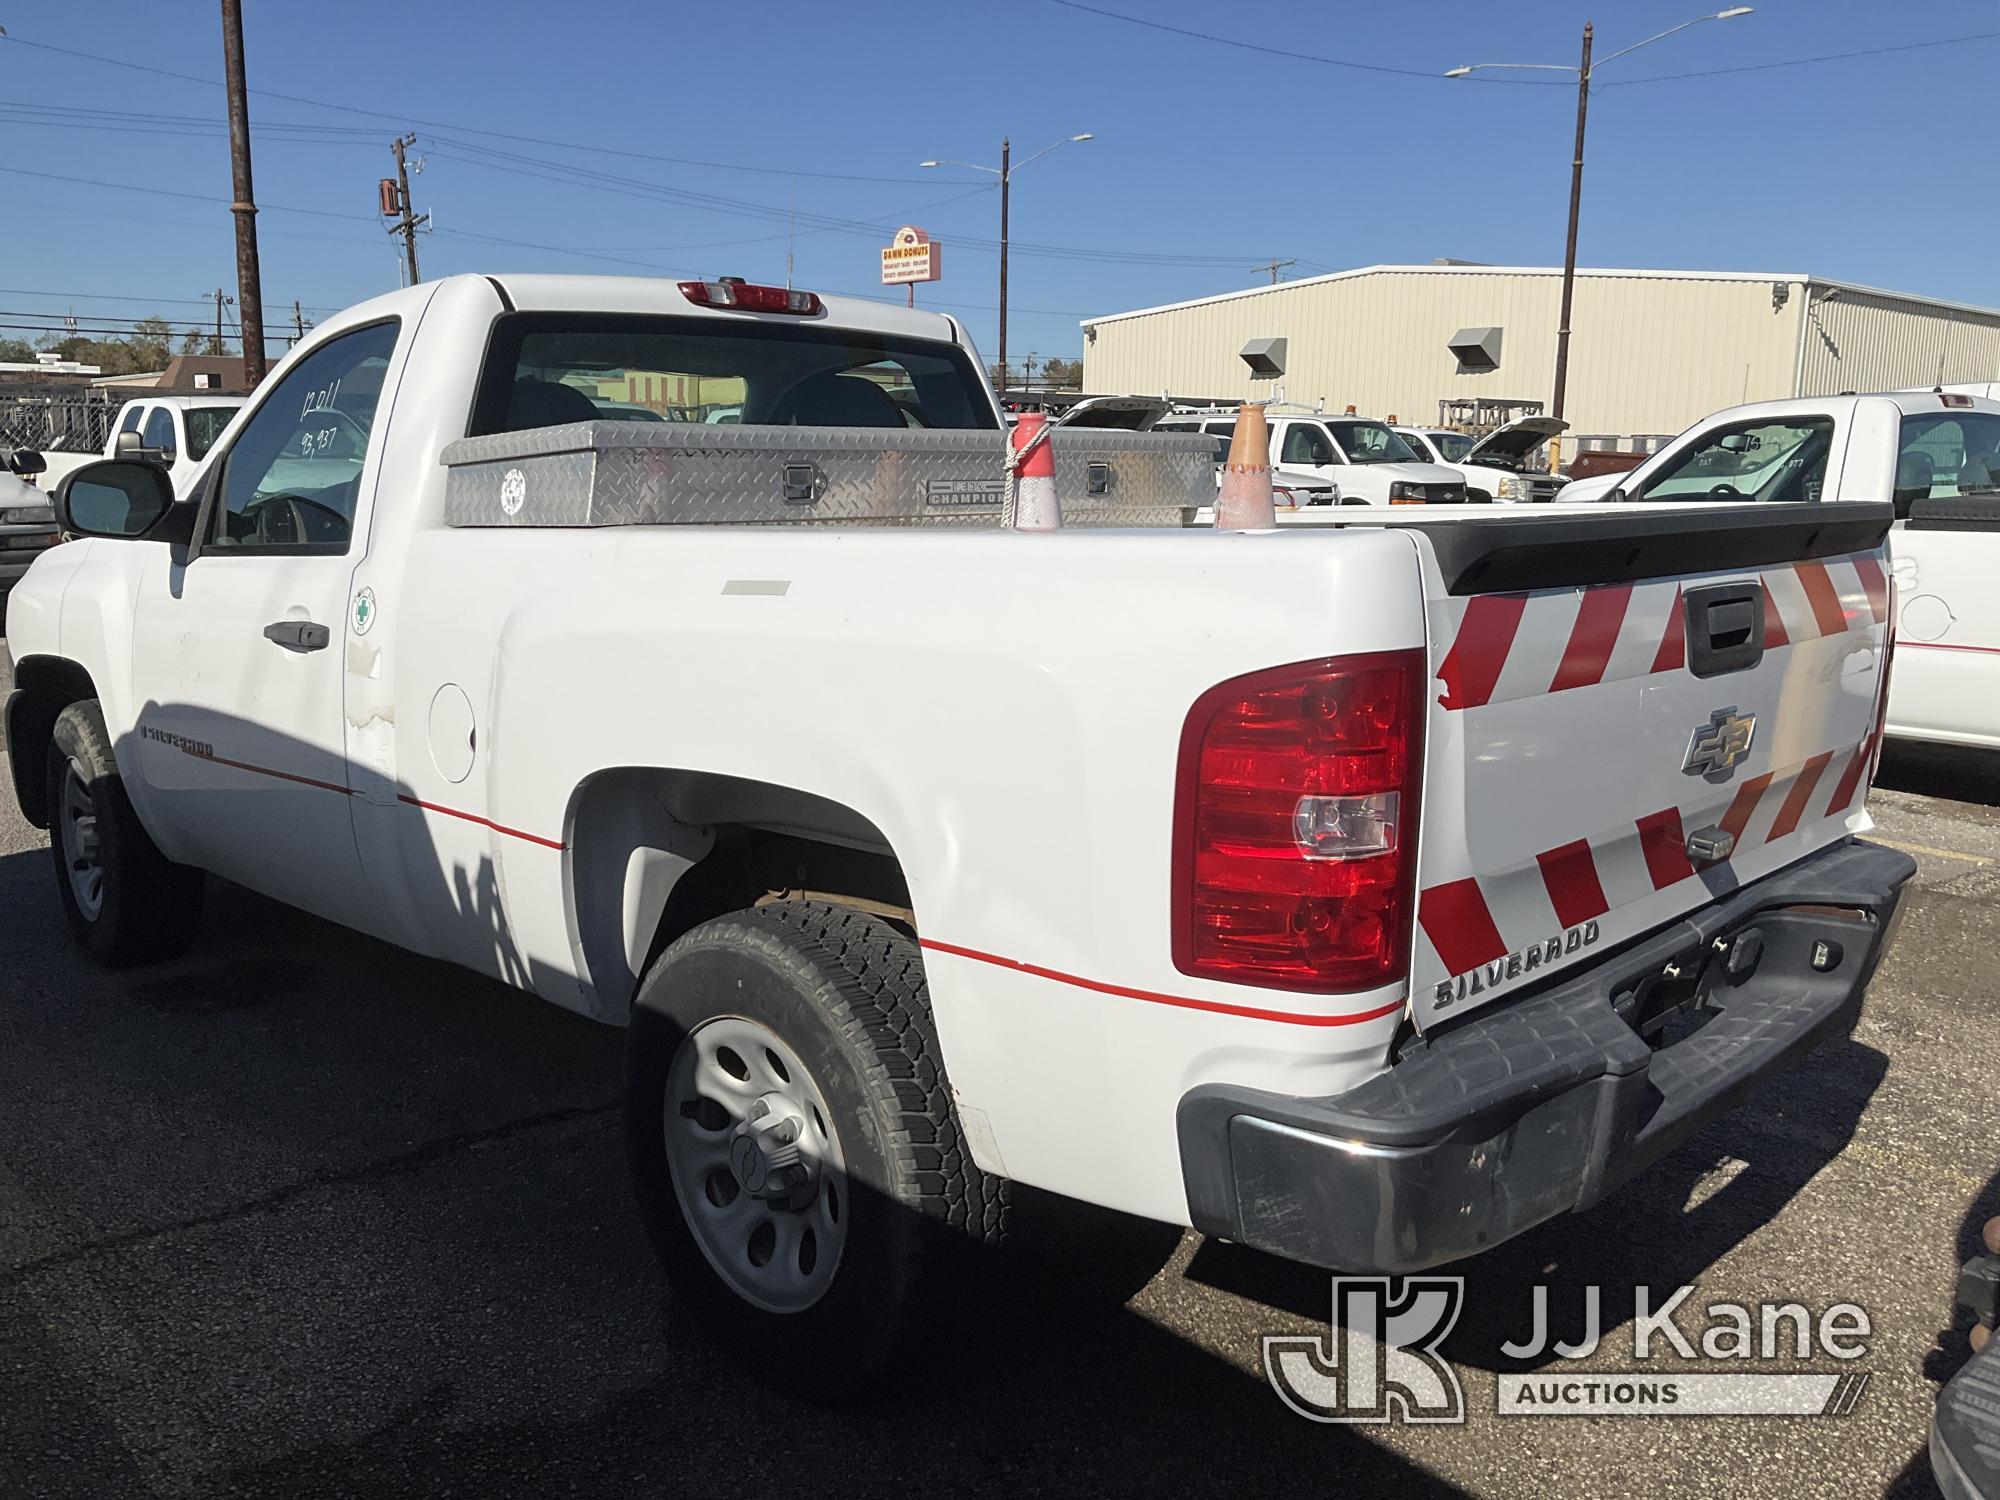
[0,338,34,364]
[129,317,173,372]
[1040,357,1083,390]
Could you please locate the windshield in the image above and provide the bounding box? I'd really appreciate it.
[184,406,237,461]
[1429,431,1476,462]
[1632,417,1834,503]
[1327,420,1419,464]
[472,314,997,435]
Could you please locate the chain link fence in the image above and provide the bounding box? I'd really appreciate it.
[0,388,119,456]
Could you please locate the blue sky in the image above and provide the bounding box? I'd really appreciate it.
[6,0,1999,364]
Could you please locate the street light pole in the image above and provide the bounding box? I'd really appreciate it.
[219,0,267,386]
[1446,9,1752,465]
[921,133,1091,400]
[1550,21,1593,436]
[999,137,1011,397]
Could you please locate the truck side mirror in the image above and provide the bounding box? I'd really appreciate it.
[114,429,145,459]
[7,448,45,478]
[55,460,178,541]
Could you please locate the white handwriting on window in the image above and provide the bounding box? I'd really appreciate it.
[299,378,342,420]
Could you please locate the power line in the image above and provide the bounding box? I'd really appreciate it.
[0,164,379,222]
[1045,0,1566,83]
[1600,28,2000,88]
[0,287,340,311]
[1,37,1311,273]
[0,34,940,184]
[427,138,1275,268]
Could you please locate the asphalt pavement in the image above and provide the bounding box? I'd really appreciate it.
[3,638,1998,1499]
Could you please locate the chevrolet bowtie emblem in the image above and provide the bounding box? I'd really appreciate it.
[1682,707,1757,784]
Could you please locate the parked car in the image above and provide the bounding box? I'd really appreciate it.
[1393,416,1567,502]
[0,457,60,592]
[8,271,1913,1396]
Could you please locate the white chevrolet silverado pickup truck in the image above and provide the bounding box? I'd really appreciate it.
[7,272,1915,1393]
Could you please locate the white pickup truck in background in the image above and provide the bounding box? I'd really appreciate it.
[6,272,1914,1395]
[1164,407,1468,504]
[1544,389,2000,749]
[31,394,246,499]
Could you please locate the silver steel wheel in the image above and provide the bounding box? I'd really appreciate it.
[58,759,104,921]
[663,1014,848,1314]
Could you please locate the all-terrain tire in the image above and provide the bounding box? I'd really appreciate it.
[46,700,204,965]
[626,900,1007,1399]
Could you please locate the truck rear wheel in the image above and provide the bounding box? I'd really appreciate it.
[46,700,204,966]
[626,900,1006,1399]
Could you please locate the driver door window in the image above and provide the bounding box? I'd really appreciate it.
[1634,417,1833,502]
[208,321,398,554]
[1282,424,1334,466]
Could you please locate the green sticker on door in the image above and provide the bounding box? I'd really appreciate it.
[352,586,377,636]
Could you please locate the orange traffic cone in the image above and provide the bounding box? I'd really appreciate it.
[1007,410,1062,531]
[1215,403,1276,530]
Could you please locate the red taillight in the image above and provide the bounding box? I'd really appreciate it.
[1172,652,1426,993]
[677,279,824,316]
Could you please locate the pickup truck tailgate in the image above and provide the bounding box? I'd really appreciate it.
[1402,503,1895,1029]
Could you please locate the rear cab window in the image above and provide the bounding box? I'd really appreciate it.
[470,315,999,436]
[1894,410,2000,516]
[184,407,237,462]
[1632,417,1834,503]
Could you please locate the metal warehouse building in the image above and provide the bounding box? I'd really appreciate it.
[1080,264,2000,439]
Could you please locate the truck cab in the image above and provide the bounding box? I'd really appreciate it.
[107,396,247,496]
[34,396,246,499]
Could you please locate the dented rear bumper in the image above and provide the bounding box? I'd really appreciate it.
[1177,838,1915,1273]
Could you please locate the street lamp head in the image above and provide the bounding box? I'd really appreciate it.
[1070,133,1095,142]
[919,160,940,169]
[1444,65,1473,77]
[1716,6,1753,17]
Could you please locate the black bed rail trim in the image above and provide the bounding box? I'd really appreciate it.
[1346,501,1894,596]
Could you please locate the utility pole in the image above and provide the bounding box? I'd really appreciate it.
[219,0,268,386]
[387,134,428,286]
[1254,258,1297,285]
[998,136,1010,398]
[291,299,308,346]
[1549,20,1593,469]
[209,288,235,356]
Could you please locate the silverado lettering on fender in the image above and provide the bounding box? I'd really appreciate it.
[4,273,1915,1396]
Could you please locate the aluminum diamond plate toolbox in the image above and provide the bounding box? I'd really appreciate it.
[440,421,1213,528]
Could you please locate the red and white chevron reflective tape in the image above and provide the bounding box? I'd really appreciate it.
[1434,552,1889,713]
[1416,737,1878,980]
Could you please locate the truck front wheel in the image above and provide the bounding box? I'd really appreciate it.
[626,900,1006,1398]
[46,700,204,965]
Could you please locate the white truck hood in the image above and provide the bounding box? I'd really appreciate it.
[1463,415,1567,466]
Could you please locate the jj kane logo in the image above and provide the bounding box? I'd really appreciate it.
[1263,1278,1466,1424]
[1266,1279,1875,1424]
